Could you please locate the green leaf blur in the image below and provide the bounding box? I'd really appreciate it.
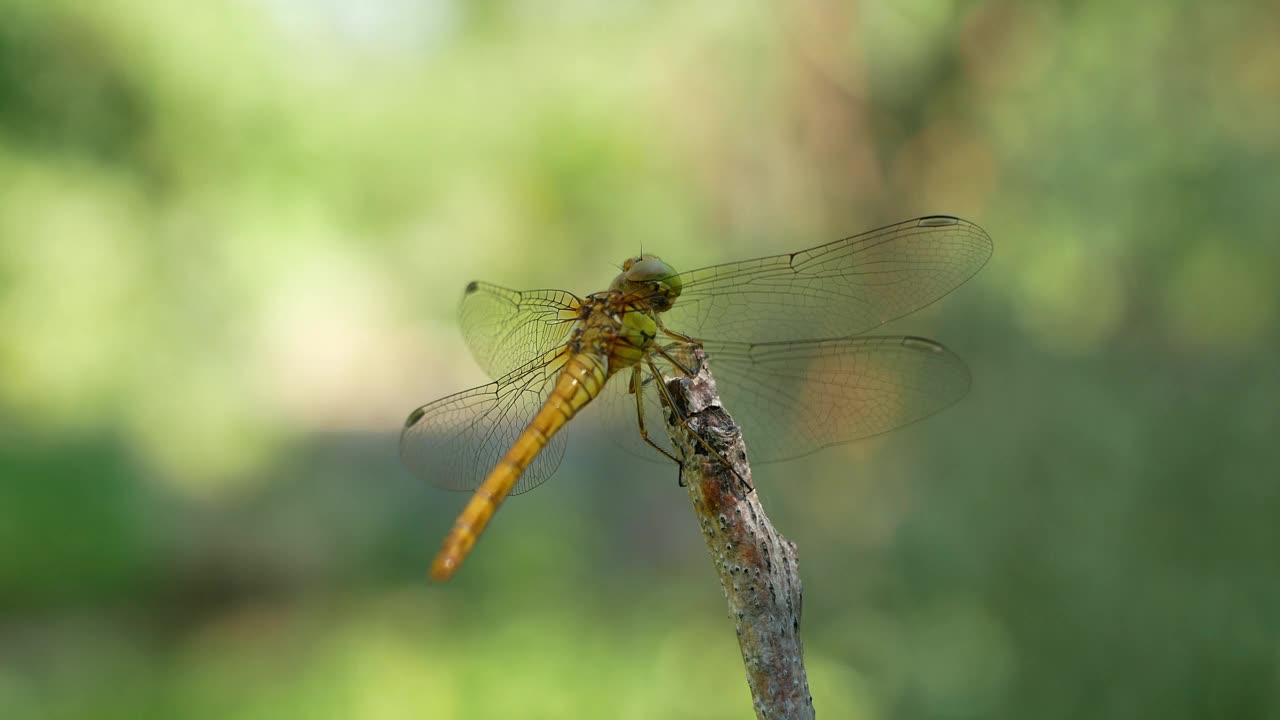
[2,2,1276,719]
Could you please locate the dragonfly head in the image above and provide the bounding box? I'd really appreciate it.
[614,255,682,312]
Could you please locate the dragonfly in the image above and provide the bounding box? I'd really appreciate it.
[401,215,991,581]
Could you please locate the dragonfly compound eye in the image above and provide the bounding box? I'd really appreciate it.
[626,257,682,305]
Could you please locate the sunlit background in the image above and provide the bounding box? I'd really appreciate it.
[2,1,1278,718]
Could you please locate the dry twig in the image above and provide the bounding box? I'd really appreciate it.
[661,349,815,720]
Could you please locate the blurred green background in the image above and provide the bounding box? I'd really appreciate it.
[2,1,1277,718]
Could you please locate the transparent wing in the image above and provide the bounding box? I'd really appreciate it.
[459,282,581,380]
[660,216,991,344]
[703,335,971,463]
[587,336,969,465]
[400,354,569,495]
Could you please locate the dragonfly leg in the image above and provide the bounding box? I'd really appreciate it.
[645,356,751,492]
[630,365,681,468]
[656,322,700,346]
[654,342,700,378]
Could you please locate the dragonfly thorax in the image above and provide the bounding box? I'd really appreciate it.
[569,295,659,374]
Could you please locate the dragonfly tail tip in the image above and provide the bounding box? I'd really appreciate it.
[429,556,458,582]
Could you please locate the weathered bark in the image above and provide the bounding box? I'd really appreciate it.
[661,349,814,720]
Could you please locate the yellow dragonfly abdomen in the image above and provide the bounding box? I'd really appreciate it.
[429,351,609,581]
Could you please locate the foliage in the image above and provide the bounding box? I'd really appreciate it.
[2,1,1277,718]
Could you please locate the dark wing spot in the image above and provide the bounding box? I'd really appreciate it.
[464,281,479,294]
[917,215,960,227]
[404,407,427,428]
[901,336,946,353]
